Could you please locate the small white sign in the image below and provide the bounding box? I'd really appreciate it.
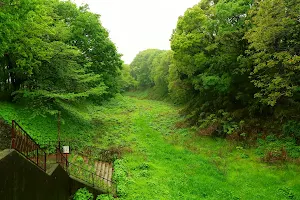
[63,146,70,154]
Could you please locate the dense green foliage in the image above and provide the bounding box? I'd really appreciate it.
[118,64,137,92]
[246,0,300,106]
[130,49,163,88]
[0,0,122,112]
[128,0,300,144]
[73,188,93,200]
[130,49,172,98]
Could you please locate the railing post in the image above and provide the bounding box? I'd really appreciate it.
[44,153,47,171]
[37,148,39,166]
[56,148,58,163]
[25,136,28,156]
[11,120,15,149]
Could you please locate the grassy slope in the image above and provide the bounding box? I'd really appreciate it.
[103,95,300,200]
[0,101,101,150]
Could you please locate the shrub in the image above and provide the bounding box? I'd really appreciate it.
[256,135,300,162]
[73,188,93,200]
[113,159,128,197]
[283,121,300,144]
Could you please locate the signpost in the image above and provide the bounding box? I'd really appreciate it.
[57,111,70,164]
[63,145,70,164]
[63,146,70,154]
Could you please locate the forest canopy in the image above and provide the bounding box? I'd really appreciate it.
[0,0,122,112]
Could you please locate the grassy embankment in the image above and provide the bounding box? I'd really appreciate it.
[1,93,300,199]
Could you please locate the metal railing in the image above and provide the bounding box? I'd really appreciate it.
[56,146,117,195]
[68,162,117,195]
[10,121,117,195]
[41,140,121,162]
[11,120,47,171]
[56,148,69,171]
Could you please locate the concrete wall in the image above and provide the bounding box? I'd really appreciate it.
[0,149,105,200]
[0,149,69,200]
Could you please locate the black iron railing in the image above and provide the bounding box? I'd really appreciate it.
[11,120,47,171]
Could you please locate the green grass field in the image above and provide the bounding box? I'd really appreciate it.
[100,94,300,200]
[1,94,300,199]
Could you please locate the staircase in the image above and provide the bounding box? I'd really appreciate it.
[69,154,114,189]
[10,120,116,195]
[95,161,113,187]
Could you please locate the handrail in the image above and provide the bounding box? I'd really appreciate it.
[42,140,120,162]
[68,162,117,194]
[56,147,116,194]
[12,121,38,145]
[41,140,114,152]
[11,120,47,171]
[69,162,114,183]
[56,148,68,171]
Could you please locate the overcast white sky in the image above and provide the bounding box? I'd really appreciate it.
[73,0,200,64]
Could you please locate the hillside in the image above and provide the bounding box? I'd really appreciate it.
[89,94,300,200]
[1,93,300,199]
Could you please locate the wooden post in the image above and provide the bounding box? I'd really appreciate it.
[65,155,68,170]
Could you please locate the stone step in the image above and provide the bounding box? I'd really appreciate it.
[100,162,106,178]
[95,161,100,176]
[104,163,109,185]
[107,163,113,186]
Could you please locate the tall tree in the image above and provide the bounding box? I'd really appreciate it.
[0,0,122,110]
[130,49,164,88]
[170,0,253,123]
[245,0,300,106]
